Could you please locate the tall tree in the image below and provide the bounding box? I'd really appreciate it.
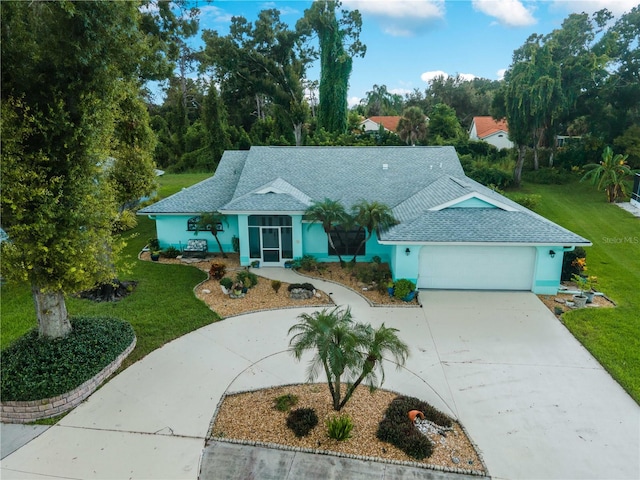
[288,306,409,411]
[0,1,178,338]
[360,84,403,116]
[298,0,366,134]
[428,103,464,142]
[201,9,312,146]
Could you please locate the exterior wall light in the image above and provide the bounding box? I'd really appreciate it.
[549,250,556,258]
[405,247,411,256]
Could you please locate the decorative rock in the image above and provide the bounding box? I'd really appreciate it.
[290,288,313,300]
[202,289,211,294]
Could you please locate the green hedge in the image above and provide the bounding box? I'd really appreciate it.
[1,317,134,401]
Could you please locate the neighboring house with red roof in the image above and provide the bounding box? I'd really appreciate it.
[469,116,514,150]
[360,116,402,133]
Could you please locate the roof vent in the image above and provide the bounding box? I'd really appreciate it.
[439,163,442,168]
[382,163,389,170]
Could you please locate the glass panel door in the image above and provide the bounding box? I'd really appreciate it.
[262,228,280,263]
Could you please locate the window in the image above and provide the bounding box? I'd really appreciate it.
[328,227,365,256]
[187,216,223,232]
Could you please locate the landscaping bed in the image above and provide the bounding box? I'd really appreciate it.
[140,252,334,317]
[210,383,485,474]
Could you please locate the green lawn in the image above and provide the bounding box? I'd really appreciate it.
[1,172,217,367]
[519,179,640,403]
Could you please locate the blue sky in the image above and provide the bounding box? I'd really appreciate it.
[190,0,637,106]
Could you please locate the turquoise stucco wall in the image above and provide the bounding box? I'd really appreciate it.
[390,245,419,285]
[154,215,239,253]
[532,246,565,294]
[449,197,497,208]
[302,223,393,263]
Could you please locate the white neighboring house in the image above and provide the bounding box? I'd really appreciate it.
[469,116,514,150]
[359,116,402,133]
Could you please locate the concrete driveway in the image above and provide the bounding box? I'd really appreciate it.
[1,274,638,480]
[418,291,639,480]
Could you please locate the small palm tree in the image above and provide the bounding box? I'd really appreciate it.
[304,199,349,264]
[582,146,635,203]
[195,211,228,257]
[397,106,428,146]
[350,200,397,262]
[288,306,409,411]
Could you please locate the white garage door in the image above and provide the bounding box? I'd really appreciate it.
[418,245,536,290]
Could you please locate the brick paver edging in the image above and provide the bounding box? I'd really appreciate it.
[0,335,136,424]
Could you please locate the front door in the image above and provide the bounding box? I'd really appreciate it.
[261,227,280,264]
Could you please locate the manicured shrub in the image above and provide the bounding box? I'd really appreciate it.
[393,279,416,300]
[326,414,353,441]
[209,262,227,280]
[509,194,542,211]
[274,393,298,412]
[299,255,319,272]
[286,408,318,437]
[235,270,258,288]
[376,395,452,460]
[271,280,282,294]
[1,317,135,401]
[219,277,233,290]
[354,264,376,284]
[468,166,513,188]
[162,246,180,258]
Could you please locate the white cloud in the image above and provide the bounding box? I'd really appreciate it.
[420,70,449,83]
[260,2,300,16]
[551,0,637,16]
[420,71,480,85]
[471,0,537,27]
[497,68,507,80]
[199,5,233,24]
[457,73,477,82]
[348,96,362,108]
[344,0,445,36]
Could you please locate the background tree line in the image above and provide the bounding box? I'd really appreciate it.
[150,3,639,183]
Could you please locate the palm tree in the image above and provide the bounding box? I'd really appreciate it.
[196,211,228,257]
[338,323,409,410]
[350,200,398,262]
[582,146,635,203]
[304,199,349,264]
[288,307,409,411]
[397,106,428,146]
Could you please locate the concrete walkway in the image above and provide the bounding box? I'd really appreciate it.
[2,268,639,480]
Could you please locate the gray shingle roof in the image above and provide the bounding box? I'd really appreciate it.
[139,146,590,245]
[381,209,590,244]
[138,151,248,214]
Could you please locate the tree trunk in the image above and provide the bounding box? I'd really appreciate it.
[351,228,371,263]
[32,286,71,338]
[293,122,303,147]
[513,145,526,188]
[326,228,344,264]
[210,229,228,258]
